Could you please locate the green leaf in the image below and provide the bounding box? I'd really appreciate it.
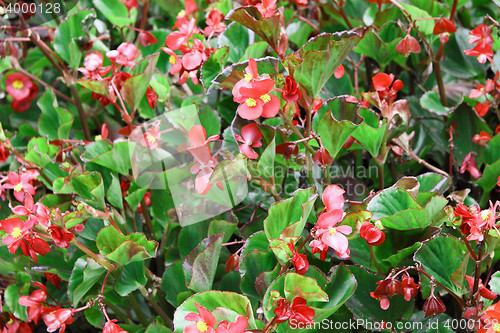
[107,173,124,209]
[161,260,190,307]
[77,79,111,98]
[368,188,421,219]
[287,31,362,98]
[226,6,285,56]
[476,160,500,197]
[488,271,500,294]
[414,235,468,296]
[218,23,249,63]
[70,258,106,306]
[145,324,173,333]
[54,10,95,69]
[174,291,257,332]
[201,46,230,89]
[416,172,450,194]
[399,3,434,35]
[484,134,500,164]
[315,97,364,159]
[264,187,318,240]
[420,91,462,116]
[5,274,30,322]
[208,220,237,243]
[121,53,160,112]
[354,25,405,68]
[38,91,74,140]
[81,141,133,175]
[382,242,422,267]
[351,108,388,157]
[71,172,106,209]
[85,304,105,328]
[184,234,224,293]
[92,0,132,26]
[114,261,147,296]
[257,129,276,180]
[25,137,59,168]
[284,273,328,302]
[96,225,158,266]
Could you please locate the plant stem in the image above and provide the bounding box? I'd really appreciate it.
[129,292,149,326]
[140,199,155,239]
[138,286,173,327]
[417,266,465,307]
[377,163,384,190]
[278,110,316,155]
[407,149,449,177]
[70,85,92,141]
[471,242,484,302]
[369,245,383,274]
[71,239,114,270]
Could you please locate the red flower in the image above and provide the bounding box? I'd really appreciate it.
[235,123,263,159]
[401,274,419,301]
[334,64,345,79]
[422,295,446,317]
[372,73,403,104]
[44,272,62,289]
[359,222,385,246]
[465,275,497,300]
[313,148,332,166]
[273,297,315,325]
[370,278,404,310]
[215,315,248,333]
[184,303,216,333]
[460,152,481,179]
[0,141,10,163]
[433,18,456,35]
[232,58,280,120]
[48,226,74,248]
[103,320,129,333]
[139,31,158,47]
[475,101,491,117]
[42,308,74,333]
[118,0,138,11]
[106,42,138,67]
[473,131,491,146]
[256,0,277,19]
[77,52,111,80]
[4,170,37,202]
[204,9,226,36]
[464,43,494,64]
[0,217,34,255]
[166,18,199,52]
[162,48,183,75]
[282,76,302,103]
[479,302,500,333]
[290,244,309,275]
[395,35,421,57]
[276,142,298,161]
[18,283,47,324]
[5,73,33,101]
[224,253,240,272]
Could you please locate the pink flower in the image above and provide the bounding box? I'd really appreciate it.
[395,35,421,57]
[77,52,111,80]
[106,42,138,67]
[184,303,216,333]
[204,9,226,36]
[42,308,74,333]
[232,58,280,120]
[460,152,481,179]
[235,123,263,159]
[4,170,37,202]
[309,185,351,260]
[141,125,161,150]
[256,0,277,19]
[215,315,248,333]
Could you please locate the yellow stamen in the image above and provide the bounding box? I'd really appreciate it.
[146,134,156,143]
[244,73,252,82]
[260,94,271,103]
[94,135,102,141]
[12,80,23,90]
[329,228,337,235]
[169,56,176,64]
[481,210,491,221]
[14,183,22,192]
[178,10,186,17]
[245,98,257,107]
[196,321,208,332]
[11,227,22,239]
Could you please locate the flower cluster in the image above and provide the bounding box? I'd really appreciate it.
[184,303,248,333]
[469,71,500,118]
[370,272,419,310]
[309,185,352,260]
[5,72,38,112]
[454,201,499,241]
[464,24,494,64]
[273,297,315,325]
